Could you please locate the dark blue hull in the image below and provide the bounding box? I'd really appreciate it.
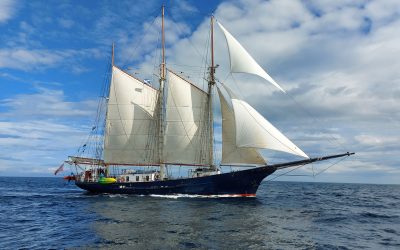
[75,166,276,197]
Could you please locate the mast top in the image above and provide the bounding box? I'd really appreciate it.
[111,42,115,66]
[161,5,166,80]
[210,15,215,85]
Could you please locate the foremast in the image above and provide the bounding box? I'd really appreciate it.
[159,5,167,179]
[105,42,115,175]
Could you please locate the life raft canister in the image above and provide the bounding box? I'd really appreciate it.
[98,177,117,184]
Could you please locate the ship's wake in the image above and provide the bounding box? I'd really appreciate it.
[148,194,256,199]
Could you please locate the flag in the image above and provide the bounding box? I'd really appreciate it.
[54,163,64,175]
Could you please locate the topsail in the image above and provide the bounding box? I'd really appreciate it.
[217,21,285,93]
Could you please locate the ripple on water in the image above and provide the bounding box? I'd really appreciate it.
[361,212,398,219]
[1,178,400,249]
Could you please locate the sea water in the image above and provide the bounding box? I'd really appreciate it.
[0,177,399,249]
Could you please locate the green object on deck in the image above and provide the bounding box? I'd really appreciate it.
[98,177,116,184]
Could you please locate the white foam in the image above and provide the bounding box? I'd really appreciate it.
[106,194,129,198]
[149,194,256,199]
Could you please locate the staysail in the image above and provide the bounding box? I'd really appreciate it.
[104,66,159,165]
[220,84,308,159]
[217,21,285,93]
[163,70,211,165]
[217,88,266,165]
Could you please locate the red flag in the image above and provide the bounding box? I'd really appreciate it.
[54,163,64,175]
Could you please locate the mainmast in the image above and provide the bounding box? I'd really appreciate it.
[159,5,167,179]
[161,5,166,79]
[208,15,216,168]
[210,15,215,84]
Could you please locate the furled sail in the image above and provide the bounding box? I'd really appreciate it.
[163,70,210,165]
[217,21,285,93]
[217,88,266,165]
[104,66,159,165]
[221,84,309,158]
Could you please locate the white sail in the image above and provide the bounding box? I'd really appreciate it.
[217,88,266,165]
[104,66,159,165]
[221,84,308,158]
[163,70,210,165]
[217,21,285,93]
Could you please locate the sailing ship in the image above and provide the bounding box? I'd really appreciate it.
[65,6,354,197]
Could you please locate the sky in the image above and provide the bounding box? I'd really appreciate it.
[0,0,399,184]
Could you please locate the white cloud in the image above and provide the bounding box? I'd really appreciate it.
[115,15,192,72]
[1,0,399,182]
[58,18,74,29]
[0,86,98,118]
[354,134,399,146]
[0,48,64,70]
[364,0,400,25]
[0,86,100,176]
[147,0,400,182]
[0,48,103,71]
[0,120,89,176]
[0,0,17,23]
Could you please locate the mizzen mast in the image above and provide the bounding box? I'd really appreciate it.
[159,5,167,179]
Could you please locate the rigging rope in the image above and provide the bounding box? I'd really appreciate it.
[265,164,307,182]
[281,89,349,153]
[122,10,160,68]
[75,56,111,162]
[266,155,350,181]
[313,155,348,177]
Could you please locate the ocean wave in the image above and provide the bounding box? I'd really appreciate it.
[360,212,398,219]
[2,178,400,250]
